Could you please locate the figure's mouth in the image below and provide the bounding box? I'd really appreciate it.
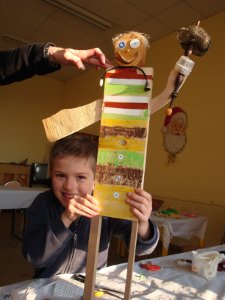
[115,51,137,64]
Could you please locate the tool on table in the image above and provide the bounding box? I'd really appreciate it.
[72,274,124,299]
[176,259,192,266]
[139,261,161,271]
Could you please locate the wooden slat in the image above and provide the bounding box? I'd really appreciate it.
[83,216,102,299]
[124,221,138,299]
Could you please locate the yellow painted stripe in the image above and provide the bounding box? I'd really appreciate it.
[99,136,145,152]
[94,184,137,220]
[101,118,148,128]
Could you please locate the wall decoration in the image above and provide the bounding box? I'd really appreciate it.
[162,106,187,164]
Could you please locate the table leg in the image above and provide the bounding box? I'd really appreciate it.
[162,247,168,256]
[117,239,127,257]
[199,239,205,248]
[161,224,170,256]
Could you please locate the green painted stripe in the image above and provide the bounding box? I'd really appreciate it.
[97,149,144,169]
[101,111,149,120]
[104,83,148,96]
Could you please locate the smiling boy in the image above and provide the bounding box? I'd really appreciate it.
[22,133,159,278]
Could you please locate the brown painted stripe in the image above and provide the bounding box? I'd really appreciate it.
[95,165,143,188]
[100,126,147,139]
[104,102,148,109]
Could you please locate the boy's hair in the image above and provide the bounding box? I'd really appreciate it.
[49,133,99,172]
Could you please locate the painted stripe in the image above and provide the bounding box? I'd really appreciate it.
[103,107,148,116]
[101,118,148,128]
[104,102,148,109]
[105,68,153,80]
[104,95,149,103]
[101,112,149,120]
[94,184,137,220]
[95,165,143,188]
[104,83,149,96]
[97,148,144,167]
[106,78,151,86]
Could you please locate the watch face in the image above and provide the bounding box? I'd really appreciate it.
[113,32,147,67]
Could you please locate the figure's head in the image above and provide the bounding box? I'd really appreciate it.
[49,133,98,206]
[112,31,150,67]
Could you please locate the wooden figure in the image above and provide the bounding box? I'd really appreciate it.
[95,31,152,221]
[84,32,152,300]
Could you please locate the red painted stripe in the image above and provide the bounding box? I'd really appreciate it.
[104,102,148,109]
[105,68,153,80]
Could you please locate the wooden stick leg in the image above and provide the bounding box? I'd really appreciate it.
[124,220,138,300]
[83,216,102,300]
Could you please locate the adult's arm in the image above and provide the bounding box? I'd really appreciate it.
[0,43,60,85]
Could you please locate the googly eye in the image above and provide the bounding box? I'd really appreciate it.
[114,192,119,198]
[118,154,124,160]
[130,38,140,49]
[120,139,126,145]
[118,40,126,49]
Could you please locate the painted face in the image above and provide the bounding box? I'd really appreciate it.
[169,118,186,135]
[51,155,95,208]
[114,32,147,66]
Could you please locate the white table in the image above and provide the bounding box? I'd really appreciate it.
[0,186,47,209]
[0,245,224,300]
[0,186,47,238]
[151,213,208,256]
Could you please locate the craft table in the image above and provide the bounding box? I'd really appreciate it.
[0,186,47,210]
[0,244,224,300]
[151,213,208,256]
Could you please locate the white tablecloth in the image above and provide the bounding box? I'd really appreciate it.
[151,214,208,252]
[0,245,224,300]
[0,187,47,209]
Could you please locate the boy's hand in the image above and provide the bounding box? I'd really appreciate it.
[125,188,152,240]
[61,194,100,227]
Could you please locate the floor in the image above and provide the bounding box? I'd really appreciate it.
[0,210,182,287]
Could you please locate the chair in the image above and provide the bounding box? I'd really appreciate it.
[4,180,22,188]
[4,181,25,240]
[221,229,225,244]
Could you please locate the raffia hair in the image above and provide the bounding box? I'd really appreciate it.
[112,31,150,48]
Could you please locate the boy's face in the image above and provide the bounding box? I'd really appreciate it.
[51,155,95,208]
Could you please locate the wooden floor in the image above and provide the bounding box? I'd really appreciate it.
[0,210,181,287]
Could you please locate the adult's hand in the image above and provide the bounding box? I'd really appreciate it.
[48,46,113,70]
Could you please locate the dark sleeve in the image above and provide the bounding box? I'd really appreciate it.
[22,192,73,268]
[0,43,61,85]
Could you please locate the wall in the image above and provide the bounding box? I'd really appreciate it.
[63,11,225,246]
[63,67,103,135]
[0,76,64,164]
